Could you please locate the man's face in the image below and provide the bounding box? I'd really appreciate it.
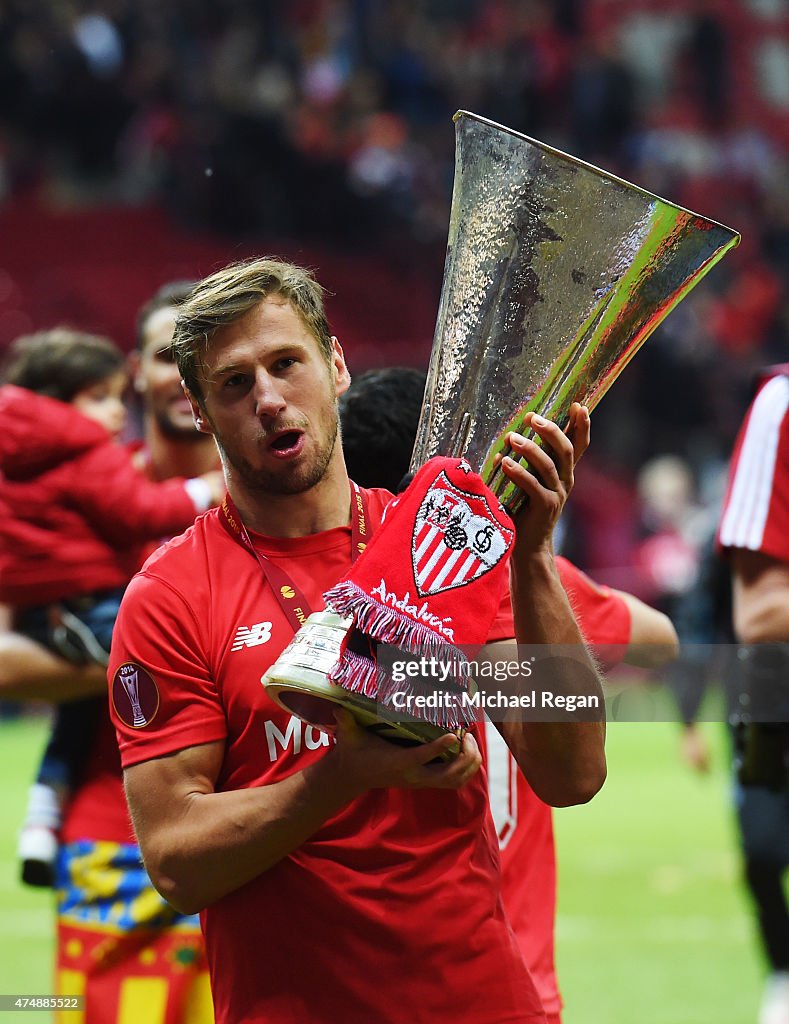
[187,296,350,496]
[134,306,200,438]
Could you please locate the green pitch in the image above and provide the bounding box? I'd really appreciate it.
[555,720,763,1023]
[0,715,57,1020]
[0,713,766,1023]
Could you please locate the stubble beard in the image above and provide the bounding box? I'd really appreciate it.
[218,414,340,496]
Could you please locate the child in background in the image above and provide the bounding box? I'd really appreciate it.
[0,328,223,886]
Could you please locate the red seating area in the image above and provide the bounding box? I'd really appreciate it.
[0,196,439,365]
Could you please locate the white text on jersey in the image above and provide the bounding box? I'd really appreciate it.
[265,715,332,762]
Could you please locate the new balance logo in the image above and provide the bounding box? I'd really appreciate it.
[231,622,273,651]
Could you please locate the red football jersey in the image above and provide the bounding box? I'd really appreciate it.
[719,371,789,561]
[109,490,546,1024]
[482,557,630,1017]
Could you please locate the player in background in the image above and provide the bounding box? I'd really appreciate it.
[718,364,789,1024]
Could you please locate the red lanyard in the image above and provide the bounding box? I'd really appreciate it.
[220,482,369,632]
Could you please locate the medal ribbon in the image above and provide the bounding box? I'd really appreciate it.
[220,482,369,632]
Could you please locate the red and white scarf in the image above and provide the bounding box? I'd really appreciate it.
[324,457,515,727]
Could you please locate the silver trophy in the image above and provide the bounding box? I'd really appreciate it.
[413,111,740,508]
[262,110,740,742]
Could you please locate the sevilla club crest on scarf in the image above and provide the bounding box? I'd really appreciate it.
[413,470,513,597]
[322,458,516,726]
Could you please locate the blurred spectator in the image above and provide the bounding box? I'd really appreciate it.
[634,455,707,610]
[569,26,636,163]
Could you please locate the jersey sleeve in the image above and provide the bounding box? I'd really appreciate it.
[108,569,227,769]
[718,374,789,563]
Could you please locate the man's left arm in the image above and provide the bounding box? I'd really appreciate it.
[612,589,678,668]
[488,405,606,807]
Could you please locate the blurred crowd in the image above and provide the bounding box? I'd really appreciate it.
[0,0,787,583]
[1,1,786,249]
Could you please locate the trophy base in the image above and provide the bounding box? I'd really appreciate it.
[261,611,459,760]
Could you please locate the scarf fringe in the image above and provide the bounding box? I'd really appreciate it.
[328,653,477,731]
[324,578,479,729]
[328,650,387,700]
[324,580,466,663]
[377,672,476,730]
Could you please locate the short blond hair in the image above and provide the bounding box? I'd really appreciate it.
[173,257,333,400]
